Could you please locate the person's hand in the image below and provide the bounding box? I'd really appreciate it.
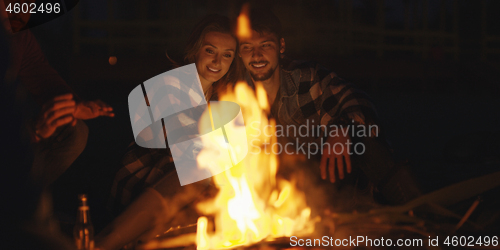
[34,94,76,140]
[74,100,114,120]
[320,133,352,183]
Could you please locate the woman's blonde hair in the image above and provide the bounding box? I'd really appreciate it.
[183,14,242,92]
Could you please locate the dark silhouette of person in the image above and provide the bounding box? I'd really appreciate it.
[2,0,114,187]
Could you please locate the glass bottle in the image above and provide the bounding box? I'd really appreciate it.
[73,194,95,250]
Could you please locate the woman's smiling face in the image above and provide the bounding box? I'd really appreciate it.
[195,32,236,88]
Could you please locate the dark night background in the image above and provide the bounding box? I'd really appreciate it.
[24,0,500,234]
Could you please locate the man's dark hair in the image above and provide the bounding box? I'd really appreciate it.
[249,6,282,40]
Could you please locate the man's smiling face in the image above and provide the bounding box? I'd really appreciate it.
[239,30,284,82]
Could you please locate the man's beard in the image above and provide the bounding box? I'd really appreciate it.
[248,61,277,82]
[249,68,275,82]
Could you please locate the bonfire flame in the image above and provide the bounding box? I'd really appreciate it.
[194,7,314,249]
[237,3,252,39]
[195,82,315,249]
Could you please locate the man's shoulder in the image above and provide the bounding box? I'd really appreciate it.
[281,59,340,90]
[283,59,318,72]
[283,59,337,81]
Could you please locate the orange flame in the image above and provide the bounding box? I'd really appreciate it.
[195,82,315,249]
[237,3,251,39]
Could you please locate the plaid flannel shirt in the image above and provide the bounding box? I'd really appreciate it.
[263,61,420,204]
[247,60,379,146]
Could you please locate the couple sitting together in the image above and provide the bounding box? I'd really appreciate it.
[97,6,421,250]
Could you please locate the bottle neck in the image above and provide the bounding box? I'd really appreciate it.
[77,206,91,224]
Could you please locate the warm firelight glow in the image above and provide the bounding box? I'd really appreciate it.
[109,56,117,65]
[195,82,315,249]
[236,3,251,39]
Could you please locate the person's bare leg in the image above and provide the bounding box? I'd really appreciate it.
[95,170,211,250]
[95,188,168,250]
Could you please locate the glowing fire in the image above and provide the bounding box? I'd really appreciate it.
[236,3,252,39]
[195,82,315,249]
